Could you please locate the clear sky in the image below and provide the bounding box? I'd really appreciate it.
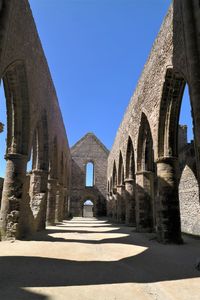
[0,0,193,177]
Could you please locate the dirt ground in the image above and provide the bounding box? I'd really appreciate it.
[0,217,200,300]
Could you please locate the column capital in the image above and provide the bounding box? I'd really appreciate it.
[31,169,49,175]
[117,184,125,188]
[124,178,135,183]
[5,153,28,161]
[156,156,178,164]
[136,170,154,176]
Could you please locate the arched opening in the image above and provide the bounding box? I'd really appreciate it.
[28,113,49,231]
[179,165,200,235]
[117,152,125,222]
[156,68,197,243]
[126,137,135,180]
[85,162,94,187]
[83,199,94,218]
[125,136,136,225]
[178,83,199,235]
[0,61,30,239]
[136,113,154,231]
[118,152,124,186]
[112,161,117,193]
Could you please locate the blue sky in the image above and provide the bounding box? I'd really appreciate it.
[0,0,193,177]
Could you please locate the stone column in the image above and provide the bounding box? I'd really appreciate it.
[124,178,136,226]
[46,177,57,225]
[112,189,117,222]
[55,183,64,222]
[135,171,154,232]
[0,153,27,240]
[156,156,182,243]
[29,169,48,231]
[63,187,68,219]
[116,185,126,223]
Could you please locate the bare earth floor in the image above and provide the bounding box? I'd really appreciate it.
[0,218,200,300]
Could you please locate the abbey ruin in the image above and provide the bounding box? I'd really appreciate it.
[0,0,200,248]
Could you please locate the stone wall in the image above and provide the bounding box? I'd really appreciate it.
[0,0,71,239]
[70,133,109,217]
[179,164,200,235]
[107,1,200,243]
[178,127,200,236]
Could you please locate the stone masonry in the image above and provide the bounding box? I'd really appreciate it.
[70,133,109,217]
[0,0,71,240]
[0,0,200,244]
[107,1,200,243]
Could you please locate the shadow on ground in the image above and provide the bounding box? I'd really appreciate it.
[0,218,200,299]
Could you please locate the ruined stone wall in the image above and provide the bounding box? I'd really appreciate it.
[107,6,174,177]
[107,1,200,242]
[0,0,71,239]
[178,135,200,235]
[179,164,200,235]
[70,133,109,217]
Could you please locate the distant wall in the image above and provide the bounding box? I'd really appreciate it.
[70,133,109,217]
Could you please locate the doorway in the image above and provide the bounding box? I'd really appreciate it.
[83,200,94,218]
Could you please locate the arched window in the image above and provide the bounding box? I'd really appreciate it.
[86,162,94,187]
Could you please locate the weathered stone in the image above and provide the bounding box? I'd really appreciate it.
[70,133,108,217]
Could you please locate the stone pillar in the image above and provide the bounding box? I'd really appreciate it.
[124,178,136,226]
[135,171,154,232]
[116,185,126,223]
[55,183,64,222]
[46,177,57,225]
[63,187,68,219]
[29,169,48,231]
[0,153,27,240]
[112,189,117,221]
[156,156,182,243]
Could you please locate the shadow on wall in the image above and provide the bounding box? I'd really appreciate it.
[0,218,200,299]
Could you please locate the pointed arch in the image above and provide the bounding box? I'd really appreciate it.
[118,151,124,186]
[126,136,135,180]
[112,161,117,191]
[29,111,49,172]
[158,68,186,157]
[137,113,154,172]
[3,60,30,155]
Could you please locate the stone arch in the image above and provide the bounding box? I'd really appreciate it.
[137,112,154,172]
[156,68,187,243]
[0,60,30,239]
[179,164,200,235]
[116,151,126,222]
[124,136,136,225]
[80,195,97,217]
[29,110,49,172]
[3,60,30,155]
[136,112,155,232]
[28,111,49,231]
[125,136,135,180]
[158,68,186,158]
[82,199,94,218]
[118,151,124,186]
[112,160,117,193]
